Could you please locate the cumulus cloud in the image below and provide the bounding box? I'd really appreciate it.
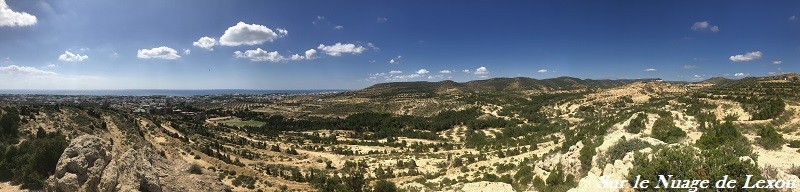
[644,68,656,72]
[290,54,303,61]
[220,22,286,46]
[439,70,451,74]
[137,46,181,60]
[317,43,365,56]
[192,36,217,50]
[58,51,89,62]
[233,48,286,62]
[462,69,470,73]
[183,49,191,55]
[537,69,548,73]
[333,25,343,30]
[773,60,782,64]
[305,49,317,59]
[691,21,719,32]
[474,66,488,75]
[0,65,56,76]
[416,69,429,75]
[734,72,749,77]
[729,51,762,62]
[0,0,37,27]
[389,70,402,74]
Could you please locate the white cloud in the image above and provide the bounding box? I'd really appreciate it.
[683,65,698,69]
[333,25,343,30]
[389,59,396,64]
[317,43,365,56]
[377,17,388,23]
[367,43,379,50]
[305,49,317,59]
[233,48,286,62]
[389,70,402,74]
[0,0,37,27]
[137,46,181,60]
[790,15,797,21]
[773,60,782,64]
[729,51,762,62]
[0,65,56,76]
[643,68,656,72]
[290,54,304,60]
[220,22,286,46]
[183,49,191,55]
[691,21,719,32]
[428,75,444,79]
[416,69,429,75]
[474,66,488,75]
[44,64,57,68]
[192,36,217,50]
[58,51,89,62]
[734,72,749,77]
[439,70,451,74]
[537,69,548,73]
[462,69,470,73]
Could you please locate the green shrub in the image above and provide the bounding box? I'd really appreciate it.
[188,164,203,174]
[757,127,784,150]
[625,114,646,134]
[373,180,398,192]
[606,137,651,162]
[696,120,752,156]
[628,145,762,190]
[651,117,686,143]
[788,140,800,148]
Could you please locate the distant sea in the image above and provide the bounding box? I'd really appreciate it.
[0,89,348,96]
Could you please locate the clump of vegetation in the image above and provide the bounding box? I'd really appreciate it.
[605,137,651,162]
[532,164,575,191]
[0,131,68,189]
[232,174,257,189]
[625,114,646,134]
[628,145,763,190]
[188,163,203,174]
[372,180,398,192]
[756,127,784,150]
[696,120,752,156]
[788,140,800,148]
[651,116,686,143]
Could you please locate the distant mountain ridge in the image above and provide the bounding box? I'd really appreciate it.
[357,76,662,96]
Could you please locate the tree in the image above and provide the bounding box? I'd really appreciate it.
[757,127,784,150]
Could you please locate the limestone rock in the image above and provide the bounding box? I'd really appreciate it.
[47,135,112,192]
[99,148,162,192]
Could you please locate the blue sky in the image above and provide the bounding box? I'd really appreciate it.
[1,0,799,90]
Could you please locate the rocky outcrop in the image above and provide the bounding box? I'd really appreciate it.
[47,135,112,192]
[47,135,229,192]
[99,148,162,192]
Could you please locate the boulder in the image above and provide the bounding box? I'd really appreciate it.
[47,135,112,192]
[99,148,162,192]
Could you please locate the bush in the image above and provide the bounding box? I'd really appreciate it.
[696,120,752,157]
[651,117,686,143]
[788,140,800,148]
[628,145,762,190]
[373,180,398,192]
[188,164,203,174]
[757,127,784,150]
[605,137,651,162]
[0,132,68,189]
[625,114,646,134]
